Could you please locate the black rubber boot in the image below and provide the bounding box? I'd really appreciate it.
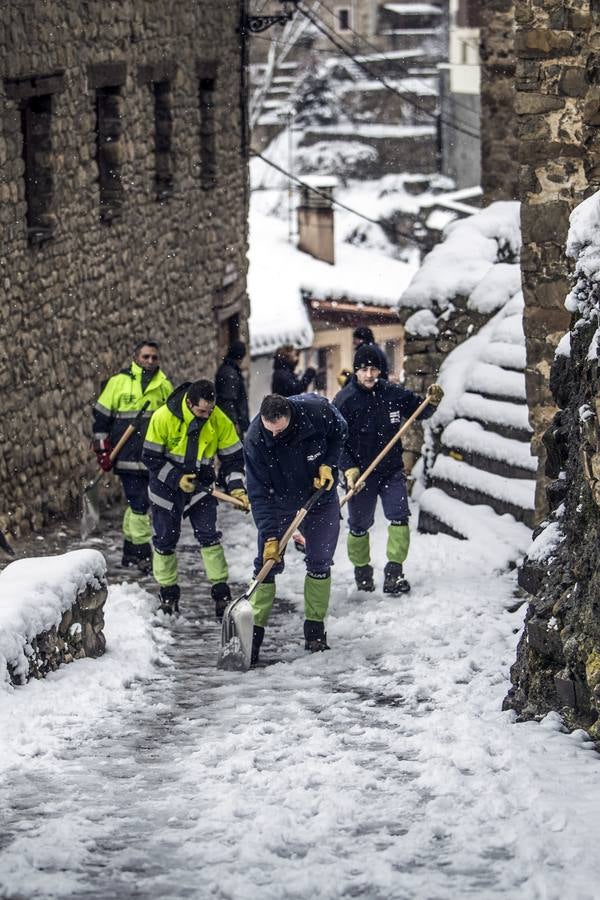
[159,584,180,615]
[251,626,265,666]
[354,564,375,592]
[211,582,231,620]
[303,619,330,653]
[383,562,410,595]
[122,540,152,574]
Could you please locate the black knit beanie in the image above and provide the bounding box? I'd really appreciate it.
[353,344,381,372]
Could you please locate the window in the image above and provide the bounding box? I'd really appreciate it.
[199,75,217,190]
[153,81,174,201]
[88,62,127,223]
[95,86,124,222]
[337,7,351,31]
[20,94,54,243]
[5,71,64,245]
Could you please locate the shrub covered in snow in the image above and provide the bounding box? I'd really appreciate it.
[295,140,379,183]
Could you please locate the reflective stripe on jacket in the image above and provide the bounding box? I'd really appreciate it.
[92,362,173,472]
[333,376,433,477]
[142,382,245,510]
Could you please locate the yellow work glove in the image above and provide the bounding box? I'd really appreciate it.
[344,467,360,490]
[427,383,444,407]
[263,538,281,564]
[313,464,334,491]
[179,473,197,493]
[230,488,250,512]
[337,369,352,388]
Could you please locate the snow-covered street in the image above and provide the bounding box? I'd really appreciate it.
[1,506,598,900]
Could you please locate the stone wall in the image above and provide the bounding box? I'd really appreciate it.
[480,0,519,202]
[505,202,600,741]
[0,1,249,538]
[8,579,107,685]
[0,548,108,685]
[514,0,600,517]
[399,297,489,470]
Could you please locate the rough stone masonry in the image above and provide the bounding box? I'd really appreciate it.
[0,1,249,539]
[515,0,600,517]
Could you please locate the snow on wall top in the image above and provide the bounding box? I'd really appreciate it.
[400,201,522,312]
[564,191,600,361]
[0,550,106,683]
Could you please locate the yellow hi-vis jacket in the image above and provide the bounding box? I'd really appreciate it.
[142,382,245,512]
[92,362,173,472]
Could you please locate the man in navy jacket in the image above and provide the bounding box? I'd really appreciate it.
[244,392,347,662]
[334,344,443,594]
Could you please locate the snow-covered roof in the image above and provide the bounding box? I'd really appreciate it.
[384,3,443,14]
[400,201,521,311]
[248,205,418,356]
[308,123,436,139]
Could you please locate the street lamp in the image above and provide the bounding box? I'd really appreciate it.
[241,0,299,34]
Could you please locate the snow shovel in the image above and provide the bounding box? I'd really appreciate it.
[80,401,150,540]
[340,395,431,508]
[182,485,249,518]
[217,485,327,672]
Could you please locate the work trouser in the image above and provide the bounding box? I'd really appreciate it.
[251,493,340,628]
[119,471,152,546]
[347,468,410,567]
[151,491,228,588]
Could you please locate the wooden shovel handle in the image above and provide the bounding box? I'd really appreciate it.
[253,486,327,585]
[340,395,431,508]
[108,400,151,461]
[212,487,248,510]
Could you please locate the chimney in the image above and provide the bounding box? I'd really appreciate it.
[297,176,336,266]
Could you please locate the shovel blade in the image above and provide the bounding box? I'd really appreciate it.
[80,481,101,541]
[217,596,254,671]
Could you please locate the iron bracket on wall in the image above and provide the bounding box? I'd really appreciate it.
[240,1,298,34]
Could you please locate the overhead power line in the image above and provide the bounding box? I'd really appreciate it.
[250,149,429,248]
[296,3,480,141]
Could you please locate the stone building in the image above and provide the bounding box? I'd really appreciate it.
[503,1,600,738]
[514,0,593,515]
[479,0,519,203]
[0,1,250,538]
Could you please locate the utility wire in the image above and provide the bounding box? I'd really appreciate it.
[296,3,480,140]
[251,149,429,248]
[314,0,480,122]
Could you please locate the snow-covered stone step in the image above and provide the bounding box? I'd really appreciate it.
[464,362,526,402]
[455,392,532,441]
[479,341,526,372]
[441,419,536,479]
[429,455,536,525]
[490,314,524,346]
[417,487,533,556]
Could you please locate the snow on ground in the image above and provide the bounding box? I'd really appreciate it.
[0,505,599,899]
[0,580,165,774]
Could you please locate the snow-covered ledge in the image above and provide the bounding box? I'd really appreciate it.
[0,550,107,687]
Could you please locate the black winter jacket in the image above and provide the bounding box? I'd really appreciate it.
[333,377,433,478]
[215,356,250,435]
[244,394,347,535]
[271,356,316,397]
